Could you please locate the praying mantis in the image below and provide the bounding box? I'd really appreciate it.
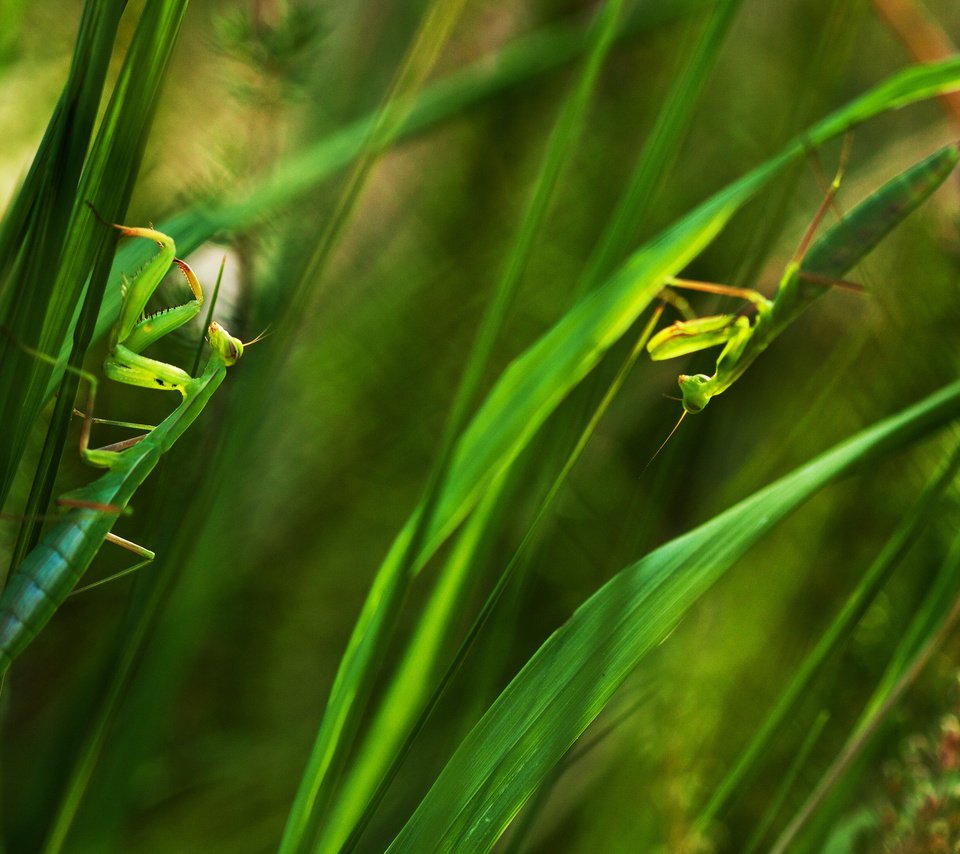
[648,143,959,416]
[0,221,248,675]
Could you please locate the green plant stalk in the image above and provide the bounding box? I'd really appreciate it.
[743,711,830,854]
[0,0,126,509]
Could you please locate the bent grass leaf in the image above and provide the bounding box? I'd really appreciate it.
[388,379,960,851]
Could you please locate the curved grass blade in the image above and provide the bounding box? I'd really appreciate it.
[576,0,744,295]
[393,60,960,576]
[388,379,960,851]
[770,533,960,852]
[324,3,746,843]
[280,2,629,848]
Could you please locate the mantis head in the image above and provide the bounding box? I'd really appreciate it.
[677,374,712,414]
[208,321,245,366]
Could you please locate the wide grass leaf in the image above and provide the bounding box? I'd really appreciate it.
[388,379,960,851]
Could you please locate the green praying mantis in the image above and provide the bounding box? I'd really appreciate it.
[0,220,250,675]
[647,142,959,422]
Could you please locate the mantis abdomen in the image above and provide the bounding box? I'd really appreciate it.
[0,509,113,672]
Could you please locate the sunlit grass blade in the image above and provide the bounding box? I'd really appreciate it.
[388,379,960,851]
[281,2,629,848]
[328,311,664,853]
[331,0,744,835]
[577,0,744,295]
[392,59,960,576]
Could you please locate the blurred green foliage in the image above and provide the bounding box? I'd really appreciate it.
[2,0,960,851]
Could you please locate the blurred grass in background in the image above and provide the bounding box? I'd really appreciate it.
[2,0,960,851]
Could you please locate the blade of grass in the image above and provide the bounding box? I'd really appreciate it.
[743,711,831,854]
[387,378,960,851]
[576,0,744,296]
[333,309,664,853]
[0,0,125,510]
[20,8,197,852]
[382,62,960,579]
[6,0,191,583]
[281,2,629,848]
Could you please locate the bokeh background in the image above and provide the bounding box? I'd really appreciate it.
[3,0,960,851]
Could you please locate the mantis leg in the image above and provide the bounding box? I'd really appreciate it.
[648,277,773,361]
[69,532,155,595]
[647,314,750,361]
[664,276,771,309]
[792,133,852,264]
[0,329,126,467]
[119,258,204,354]
[656,287,697,320]
[98,217,205,354]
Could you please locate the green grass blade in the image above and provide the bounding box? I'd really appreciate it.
[770,531,960,852]
[327,311,661,853]
[743,710,830,854]
[576,0,744,295]
[325,1,744,838]
[280,2,629,848]
[0,0,125,509]
[6,0,190,581]
[394,58,960,576]
[387,379,960,851]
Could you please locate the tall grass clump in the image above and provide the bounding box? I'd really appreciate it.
[2,1,960,851]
